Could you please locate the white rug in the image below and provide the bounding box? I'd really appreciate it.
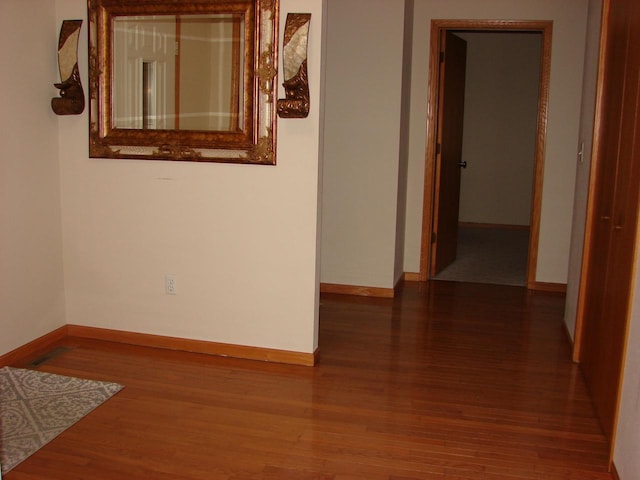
[0,366,122,474]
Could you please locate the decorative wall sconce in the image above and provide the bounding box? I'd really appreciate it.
[51,20,84,115]
[277,13,311,118]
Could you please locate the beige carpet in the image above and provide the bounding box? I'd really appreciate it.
[0,366,122,474]
[433,226,529,286]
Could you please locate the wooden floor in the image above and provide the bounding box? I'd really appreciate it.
[7,281,613,479]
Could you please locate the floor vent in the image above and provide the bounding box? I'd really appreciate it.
[28,347,71,367]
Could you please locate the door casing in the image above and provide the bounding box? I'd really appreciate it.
[418,19,553,289]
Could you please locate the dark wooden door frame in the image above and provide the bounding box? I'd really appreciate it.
[572,0,640,464]
[572,0,609,364]
[418,19,553,289]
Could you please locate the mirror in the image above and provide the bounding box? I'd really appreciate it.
[88,0,278,164]
[112,14,245,132]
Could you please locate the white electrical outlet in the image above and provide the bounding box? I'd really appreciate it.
[165,274,177,295]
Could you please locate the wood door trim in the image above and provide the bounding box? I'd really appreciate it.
[572,0,610,362]
[419,19,553,288]
[526,24,553,289]
[418,21,441,281]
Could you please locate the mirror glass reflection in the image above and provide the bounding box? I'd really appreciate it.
[112,14,245,132]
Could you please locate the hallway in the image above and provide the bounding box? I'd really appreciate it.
[320,281,610,478]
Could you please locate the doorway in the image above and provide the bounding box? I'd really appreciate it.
[419,20,553,289]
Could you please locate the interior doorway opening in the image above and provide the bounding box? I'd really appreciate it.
[419,20,553,289]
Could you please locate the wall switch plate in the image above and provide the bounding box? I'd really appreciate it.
[165,274,177,295]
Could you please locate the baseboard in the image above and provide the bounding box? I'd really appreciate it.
[320,282,394,298]
[563,322,575,352]
[0,326,68,367]
[612,462,620,480]
[66,325,317,366]
[404,273,565,294]
[459,221,530,231]
[1,325,317,367]
[403,272,422,282]
[530,281,567,293]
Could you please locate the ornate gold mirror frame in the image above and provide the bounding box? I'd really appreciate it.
[88,0,278,164]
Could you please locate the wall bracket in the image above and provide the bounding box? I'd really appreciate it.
[51,20,85,115]
[277,13,311,119]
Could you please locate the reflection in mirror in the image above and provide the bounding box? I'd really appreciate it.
[88,0,278,164]
[113,14,245,132]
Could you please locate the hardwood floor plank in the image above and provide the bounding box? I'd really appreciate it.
[6,282,613,479]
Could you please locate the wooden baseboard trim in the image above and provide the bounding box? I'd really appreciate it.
[459,221,530,231]
[531,282,567,293]
[66,325,317,366]
[403,272,422,282]
[611,462,620,480]
[320,283,394,298]
[0,326,68,367]
[563,322,576,355]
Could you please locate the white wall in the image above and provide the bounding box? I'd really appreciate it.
[564,0,602,341]
[404,0,589,284]
[321,0,406,289]
[615,252,640,478]
[394,0,414,284]
[456,32,541,227]
[0,0,67,356]
[55,0,324,355]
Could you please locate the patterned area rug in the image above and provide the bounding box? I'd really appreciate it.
[0,366,123,474]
